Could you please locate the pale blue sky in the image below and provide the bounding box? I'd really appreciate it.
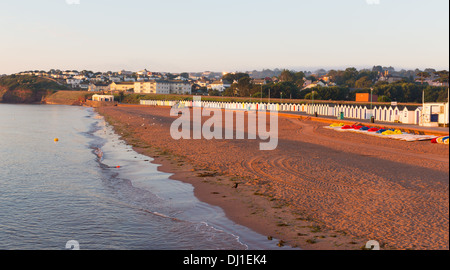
[0,0,448,74]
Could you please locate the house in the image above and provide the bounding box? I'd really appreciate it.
[208,80,231,92]
[73,75,88,80]
[109,82,135,92]
[79,84,90,90]
[252,79,267,85]
[66,78,82,88]
[377,75,403,84]
[89,83,110,92]
[195,79,211,88]
[136,69,150,76]
[119,70,133,76]
[123,77,136,82]
[320,76,332,83]
[302,81,326,90]
[415,78,449,87]
[109,77,121,83]
[89,77,105,83]
[174,76,189,81]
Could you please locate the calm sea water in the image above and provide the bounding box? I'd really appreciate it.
[0,104,284,250]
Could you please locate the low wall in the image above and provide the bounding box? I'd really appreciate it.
[85,100,118,108]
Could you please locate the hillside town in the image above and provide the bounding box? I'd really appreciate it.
[7,67,449,98]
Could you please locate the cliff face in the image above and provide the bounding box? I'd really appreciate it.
[0,75,65,104]
[0,85,53,104]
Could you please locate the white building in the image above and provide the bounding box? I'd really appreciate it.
[66,78,82,87]
[89,77,105,83]
[79,84,90,90]
[119,70,133,76]
[134,81,170,94]
[123,77,136,82]
[92,94,114,102]
[170,80,192,94]
[420,102,449,127]
[208,80,231,92]
[109,77,121,83]
[73,75,88,80]
[134,80,191,95]
[378,76,403,84]
[302,81,326,90]
[136,69,150,76]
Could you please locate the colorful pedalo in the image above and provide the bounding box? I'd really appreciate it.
[431,136,449,145]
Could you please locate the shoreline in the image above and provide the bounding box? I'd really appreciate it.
[95,107,368,250]
[95,105,449,250]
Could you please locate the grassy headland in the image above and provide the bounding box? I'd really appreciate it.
[0,75,94,105]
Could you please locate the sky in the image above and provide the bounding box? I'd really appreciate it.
[0,0,448,74]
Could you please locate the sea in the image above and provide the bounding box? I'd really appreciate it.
[0,104,287,250]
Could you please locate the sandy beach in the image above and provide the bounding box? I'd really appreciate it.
[96,105,449,250]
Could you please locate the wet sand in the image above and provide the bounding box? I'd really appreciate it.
[96,105,449,250]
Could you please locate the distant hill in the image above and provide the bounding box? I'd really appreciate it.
[0,75,68,103]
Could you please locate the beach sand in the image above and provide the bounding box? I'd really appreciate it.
[96,105,449,250]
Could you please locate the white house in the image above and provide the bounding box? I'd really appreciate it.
[109,77,121,83]
[79,84,90,90]
[119,70,133,76]
[302,81,326,90]
[208,80,231,92]
[66,78,81,87]
[123,77,136,82]
[174,76,189,81]
[136,69,150,76]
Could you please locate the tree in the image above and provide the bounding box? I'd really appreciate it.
[378,95,391,102]
[232,77,253,97]
[416,71,431,85]
[372,65,383,73]
[208,89,221,96]
[222,73,249,83]
[433,70,449,85]
[305,91,322,100]
[223,87,235,97]
[279,70,295,82]
[355,76,373,89]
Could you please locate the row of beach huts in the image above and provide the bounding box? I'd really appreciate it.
[139,99,449,127]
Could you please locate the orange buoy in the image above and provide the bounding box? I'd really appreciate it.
[54,138,59,142]
[116,166,121,168]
